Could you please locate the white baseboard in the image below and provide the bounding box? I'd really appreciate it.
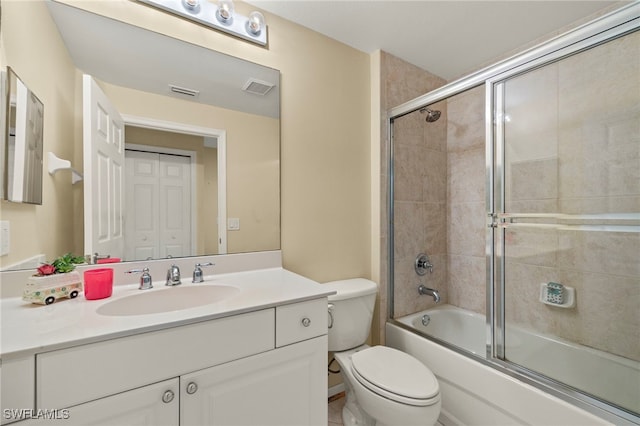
[328,383,345,398]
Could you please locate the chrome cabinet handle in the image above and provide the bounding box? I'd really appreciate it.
[301,317,311,327]
[186,382,198,395]
[162,390,175,403]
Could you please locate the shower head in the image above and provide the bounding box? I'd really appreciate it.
[420,107,441,122]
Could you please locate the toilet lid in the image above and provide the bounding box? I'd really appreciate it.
[351,346,439,405]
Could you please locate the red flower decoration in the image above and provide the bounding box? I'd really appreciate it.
[37,264,56,276]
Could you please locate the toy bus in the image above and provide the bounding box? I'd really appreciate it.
[22,271,83,305]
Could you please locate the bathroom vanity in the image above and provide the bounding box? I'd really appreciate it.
[0,264,333,425]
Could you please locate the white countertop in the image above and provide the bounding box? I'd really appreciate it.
[0,267,334,360]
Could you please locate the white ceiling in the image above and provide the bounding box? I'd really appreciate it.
[246,0,621,80]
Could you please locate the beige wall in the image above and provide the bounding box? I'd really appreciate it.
[0,0,79,269]
[64,0,372,283]
[0,0,372,284]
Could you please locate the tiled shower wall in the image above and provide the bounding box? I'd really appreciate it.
[390,81,487,320]
[380,52,446,341]
[445,86,486,315]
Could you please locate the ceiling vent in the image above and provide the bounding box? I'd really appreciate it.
[242,78,275,96]
[169,84,200,98]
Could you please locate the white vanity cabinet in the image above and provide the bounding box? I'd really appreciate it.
[181,336,326,426]
[20,379,180,426]
[11,297,328,426]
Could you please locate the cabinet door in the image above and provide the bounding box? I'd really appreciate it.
[18,379,179,426]
[181,336,327,426]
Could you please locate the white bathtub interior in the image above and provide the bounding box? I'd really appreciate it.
[397,305,640,414]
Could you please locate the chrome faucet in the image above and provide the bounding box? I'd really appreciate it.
[192,262,214,283]
[418,285,440,303]
[126,268,153,290]
[166,264,181,286]
[91,252,111,264]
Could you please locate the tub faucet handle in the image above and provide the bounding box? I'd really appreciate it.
[415,253,433,275]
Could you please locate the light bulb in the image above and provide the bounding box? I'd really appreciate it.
[216,0,234,24]
[182,0,200,10]
[246,11,265,36]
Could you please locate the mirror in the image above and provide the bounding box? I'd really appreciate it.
[2,67,44,205]
[0,0,280,270]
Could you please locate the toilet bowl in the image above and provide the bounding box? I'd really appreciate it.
[325,279,441,426]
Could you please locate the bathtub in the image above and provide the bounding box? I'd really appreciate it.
[387,304,639,425]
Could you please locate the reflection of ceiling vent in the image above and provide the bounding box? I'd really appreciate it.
[242,78,275,96]
[169,84,200,98]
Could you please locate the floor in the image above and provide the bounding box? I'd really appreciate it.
[328,392,346,426]
[328,393,444,426]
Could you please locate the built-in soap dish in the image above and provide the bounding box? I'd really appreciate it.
[539,282,575,308]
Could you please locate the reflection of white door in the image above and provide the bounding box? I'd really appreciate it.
[83,74,125,260]
[125,150,191,261]
[10,80,44,203]
[23,91,44,203]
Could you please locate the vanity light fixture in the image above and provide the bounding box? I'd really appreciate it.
[216,0,234,24]
[137,0,268,46]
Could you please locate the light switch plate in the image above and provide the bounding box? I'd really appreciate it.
[227,218,240,231]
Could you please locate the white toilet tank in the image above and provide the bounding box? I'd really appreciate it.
[324,279,378,352]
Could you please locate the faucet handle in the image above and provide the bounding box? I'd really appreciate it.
[192,262,215,283]
[415,253,434,275]
[166,264,181,286]
[126,267,153,290]
[91,252,111,264]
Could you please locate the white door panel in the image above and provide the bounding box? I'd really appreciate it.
[83,75,125,260]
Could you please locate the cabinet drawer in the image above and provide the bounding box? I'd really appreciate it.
[37,309,274,409]
[276,298,327,347]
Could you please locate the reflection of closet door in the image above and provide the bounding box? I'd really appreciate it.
[125,150,159,261]
[125,151,191,261]
[159,154,191,258]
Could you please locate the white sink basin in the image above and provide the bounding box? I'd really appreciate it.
[96,285,240,316]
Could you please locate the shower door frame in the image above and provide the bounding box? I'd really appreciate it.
[386,4,640,424]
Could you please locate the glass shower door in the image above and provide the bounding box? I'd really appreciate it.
[494,31,640,415]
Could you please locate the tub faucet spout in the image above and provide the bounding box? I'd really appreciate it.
[418,285,440,303]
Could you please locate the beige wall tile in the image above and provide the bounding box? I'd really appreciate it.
[448,201,486,257]
[504,227,558,268]
[448,254,486,315]
[446,85,485,152]
[423,149,448,203]
[394,201,426,260]
[448,147,485,204]
[394,144,427,202]
[557,230,640,278]
[508,158,558,202]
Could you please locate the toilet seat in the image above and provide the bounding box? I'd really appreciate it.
[351,346,440,407]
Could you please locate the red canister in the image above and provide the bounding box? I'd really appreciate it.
[83,268,114,300]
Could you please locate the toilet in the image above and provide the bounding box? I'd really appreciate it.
[325,278,441,426]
